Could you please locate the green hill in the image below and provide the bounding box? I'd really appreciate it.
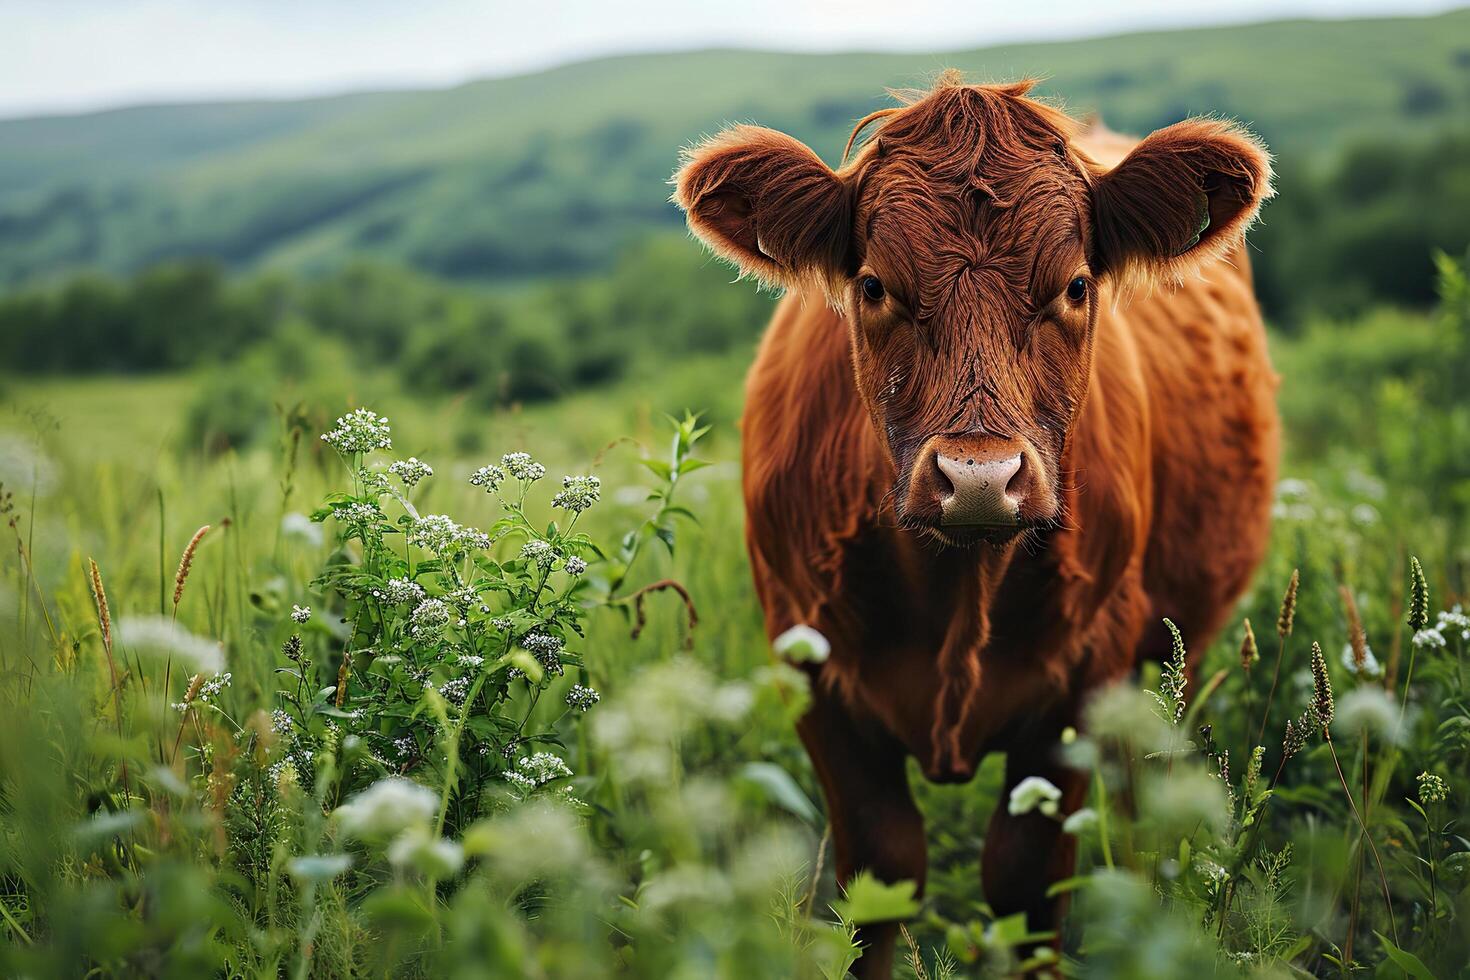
[1,9,1468,286]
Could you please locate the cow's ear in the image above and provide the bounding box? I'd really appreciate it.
[673,125,850,288]
[1090,119,1272,283]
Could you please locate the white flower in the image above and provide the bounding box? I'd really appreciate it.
[388,457,433,489]
[334,777,437,839]
[321,408,392,454]
[1437,607,1469,641]
[773,624,830,664]
[1008,776,1062,817]
[387,826,464,876]
[552,475,601,512]
[196,669,230,702]
[469,464,506,491]
[566,684,600,711]
[408,515,490,555]
[290,604,312,624]
[564,556,587,576]
[1062,807,1098,835]
[410,599,453,640]
[270,709,293,735]
[521,631,564,675]
[337,502,383,529]
[501,452,545,482]
[520,539,558,569]
[280,512,323,546]
[503,752,573,792]
[1334,686,1403,743]
[372,577,426,606]
[440,676,471,705]
[116,616,224,673]
[1413,628,1446,650]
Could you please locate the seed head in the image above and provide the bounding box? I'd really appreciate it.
[1408,556,1429,633]
[1277,569,1299,638]
[88,558,113,654]
[1416,770,1448,805]
[1282,716,1308,760]
[173,524,211,611]
[1309,642,1334,733]
[1339,585,1370,677]
[1239,618,1259,670]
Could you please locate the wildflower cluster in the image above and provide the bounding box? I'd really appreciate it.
[552,474,601,512]
[389,457,433,488]
[501,452,545,482]
[503,752,573,793]
[469,463,505,492]
[281,409,704,841]
[321,408,392,454]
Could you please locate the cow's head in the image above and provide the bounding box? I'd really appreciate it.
[674,76,1271,548]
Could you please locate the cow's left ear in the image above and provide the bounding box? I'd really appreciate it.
[1090,118,1273,283]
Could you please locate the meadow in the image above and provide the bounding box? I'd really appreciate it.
[2,249,1469,976]
[3,9,1470,977]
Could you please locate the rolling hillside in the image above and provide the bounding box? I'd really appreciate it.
[0,9,1467,287]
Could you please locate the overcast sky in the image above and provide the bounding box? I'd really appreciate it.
[3,0,1461,119]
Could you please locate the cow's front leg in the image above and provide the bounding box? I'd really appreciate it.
[981,743,1088,942]
[798,683,924,980]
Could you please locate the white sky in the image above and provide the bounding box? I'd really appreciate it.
[3,0,1462,119]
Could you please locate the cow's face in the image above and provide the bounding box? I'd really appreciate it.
[675,77,1270,548]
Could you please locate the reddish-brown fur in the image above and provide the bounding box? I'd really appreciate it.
[674,75,1279,977]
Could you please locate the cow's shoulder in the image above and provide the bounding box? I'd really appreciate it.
[741,292,889,632]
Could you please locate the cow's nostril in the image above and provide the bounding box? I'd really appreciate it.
[1004,454,1028,502]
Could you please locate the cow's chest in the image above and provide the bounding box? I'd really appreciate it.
[826,530,1083,779]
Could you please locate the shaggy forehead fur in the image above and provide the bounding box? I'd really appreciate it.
[842,76,1093,326]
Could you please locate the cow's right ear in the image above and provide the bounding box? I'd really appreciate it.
[673,125,850,288]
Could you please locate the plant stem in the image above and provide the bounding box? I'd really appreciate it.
[1257,635,1289,746]
[1094,768,1115,871]
[1325,734,1398,946]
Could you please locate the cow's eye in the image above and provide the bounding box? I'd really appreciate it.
[1066,277,1088,303]
[860,275,885,303]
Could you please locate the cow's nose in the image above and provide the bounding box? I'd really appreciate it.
[935,451,1024,526]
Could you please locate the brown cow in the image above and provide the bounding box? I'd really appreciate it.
[673,74,1278,976]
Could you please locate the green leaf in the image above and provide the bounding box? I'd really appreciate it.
[640,458,672,480]
[736,762,820,824]
[1374,932,1439,980]
[1045,875,1095,898]
[833,871,920,925]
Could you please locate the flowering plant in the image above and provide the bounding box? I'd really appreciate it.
[255,407,705,843]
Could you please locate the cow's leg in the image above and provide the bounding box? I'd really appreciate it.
[799,685,924,980]
[981,742,1087,942]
